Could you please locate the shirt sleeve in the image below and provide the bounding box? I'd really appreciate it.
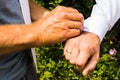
[83,0,120,42]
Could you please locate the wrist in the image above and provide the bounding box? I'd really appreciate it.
[83,31,100,43]
[28,21,45,47]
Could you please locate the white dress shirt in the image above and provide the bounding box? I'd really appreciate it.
[84,0,120,42]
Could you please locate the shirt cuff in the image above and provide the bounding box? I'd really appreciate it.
[83,16,110,42]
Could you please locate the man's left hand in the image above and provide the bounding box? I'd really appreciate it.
[64,32,100,76]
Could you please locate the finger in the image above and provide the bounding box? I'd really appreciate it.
[66,21,83,30]
[65,53,71,60]
[56,6,79,13]
[64,41,73,60]
[65,7,79,13]
[65,13,84,22]
[82,52,99,76]
[70,46,80,64]
[75,49,91,70]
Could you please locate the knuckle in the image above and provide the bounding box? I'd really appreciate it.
[94,52,100,62]
[83,44,91,51]
[75,60,84,67]
[70,55,76,64]
[61,21,66,26]
[65,55,70,60]
[68,7,79,12]
[70,59,75,64]
[96,56,100,62]
[61,31,68,39]
[60,12,67,18]
[76,30,80,35]
[79,13,84,19]
[56,6,65,11]
[89,67,95,71]
[74,9,79,12]
[79,22,82,27]
[56,6,62,9]
[72,8,78,12]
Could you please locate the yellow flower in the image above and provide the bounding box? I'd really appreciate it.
[110,40,113,44]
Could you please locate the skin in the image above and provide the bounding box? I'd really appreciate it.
[0,0,83,55]
[64,32,100,76]
[29,0,50,21]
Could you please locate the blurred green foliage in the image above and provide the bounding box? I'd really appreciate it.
[35,0,120,80]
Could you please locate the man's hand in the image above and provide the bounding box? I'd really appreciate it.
[0,6,83,55]
[32,6,84,45]
[64,32,100,76]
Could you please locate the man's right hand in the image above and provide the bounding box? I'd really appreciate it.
[32,6,84,45]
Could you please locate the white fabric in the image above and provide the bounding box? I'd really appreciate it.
[19,0,31,24]
[84,0,120,42]
[19,0,37,70]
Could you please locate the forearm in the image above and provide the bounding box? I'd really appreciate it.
[0,0,50,55]
[0,23,39,55]
[29,0,50,21]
